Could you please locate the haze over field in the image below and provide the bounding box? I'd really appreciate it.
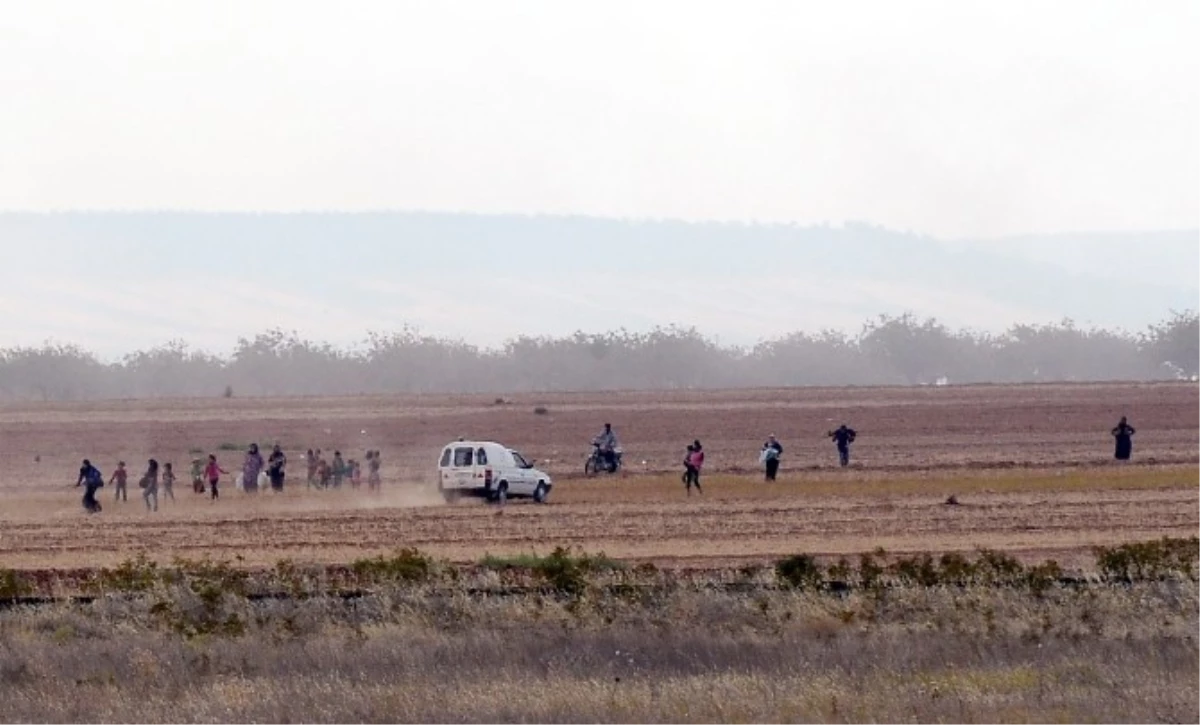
[1,1,1196,371]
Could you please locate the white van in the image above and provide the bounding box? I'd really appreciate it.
[437,441,553,504]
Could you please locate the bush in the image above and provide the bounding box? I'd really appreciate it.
[776,554,825,590]
[1094,537,1199,582]
[533,406,549,415]
[350,549,436,586]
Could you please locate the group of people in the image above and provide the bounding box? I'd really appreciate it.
[302,449,383,491]
[75,442,386,514]
[77,453,237,513]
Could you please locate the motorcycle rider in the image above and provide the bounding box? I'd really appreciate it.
[594,423,620,472]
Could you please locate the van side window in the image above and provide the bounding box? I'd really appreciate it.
[476,448,488,466]
[454,447,474,467]
[439,448,452,467]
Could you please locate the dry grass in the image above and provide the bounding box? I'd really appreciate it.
[0,578,1195,723]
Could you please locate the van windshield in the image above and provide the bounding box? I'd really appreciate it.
[511,451,532,469]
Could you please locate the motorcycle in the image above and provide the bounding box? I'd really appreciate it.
[585,443,623,476]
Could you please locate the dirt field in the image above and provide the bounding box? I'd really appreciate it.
[0,382,1196,571]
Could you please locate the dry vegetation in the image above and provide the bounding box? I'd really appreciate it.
[0,544,1196,723]
[0,383,1195,722]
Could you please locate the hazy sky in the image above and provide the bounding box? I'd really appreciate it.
[3,0,1197,237]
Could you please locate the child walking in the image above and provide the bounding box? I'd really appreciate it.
[204,454,228,500]
[190,458,205,494]
[161,462,176,503]
[110,461,128,502]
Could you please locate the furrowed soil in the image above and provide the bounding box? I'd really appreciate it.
[0,382,1196,572]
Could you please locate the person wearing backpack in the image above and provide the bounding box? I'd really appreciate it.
[76,459,104,514]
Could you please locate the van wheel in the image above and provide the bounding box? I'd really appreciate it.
[441,489,460,505]
[494,482,509,505]
[533,482,549,504]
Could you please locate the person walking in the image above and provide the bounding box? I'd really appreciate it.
[761,434,784,481]
[190,458,205,494]
[686,440,705,495]
[110,461,128,503]
[1112,416,1136,461]
[331,451,347,489]
[243,444,265,494]
[204,454,228,500]
[367,450,382,492]
[140,459,160,512]
[160,462,176,503]
[828,425,857,467]
[268,444,287,493]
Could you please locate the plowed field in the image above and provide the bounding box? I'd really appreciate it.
[0,383,1195,572]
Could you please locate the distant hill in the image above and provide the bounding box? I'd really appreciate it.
[0,213,1194,354]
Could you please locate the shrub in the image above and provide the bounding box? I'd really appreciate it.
[1094,537,1200,582]
[533,406,549,415]
[350,549,435,586]
[775,554,825,590]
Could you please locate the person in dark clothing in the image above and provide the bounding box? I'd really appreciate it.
[828,425,857,467]
[367,450,382,492]
[685,441,705,495]
[682,444,696,488]
[332,452,347,488]
[140,459,160,512]
[268,445,287,492]
[761,435,784,481]
[1112,416,1136,461]
[76,459,104,514]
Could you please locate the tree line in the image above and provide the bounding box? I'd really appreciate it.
[0,311,1195,401]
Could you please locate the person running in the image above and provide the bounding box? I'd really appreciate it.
[140,459,160,512]
[761,434,784,481]
[161,462,176,503]
[268,444,287,493]
[109,461,128,502]
[367,450,382,492]
[190,458,205,494]
[243,444,265,494]
[331,452,347,489]
[828,425,857,467]
[686,440,705,495]
[204,454,228,500]
[1112,416,1136,461]
[76,459,104,514]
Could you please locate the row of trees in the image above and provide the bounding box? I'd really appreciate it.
[0,312,1195,400]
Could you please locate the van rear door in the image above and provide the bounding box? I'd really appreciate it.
[444,446,476,490]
